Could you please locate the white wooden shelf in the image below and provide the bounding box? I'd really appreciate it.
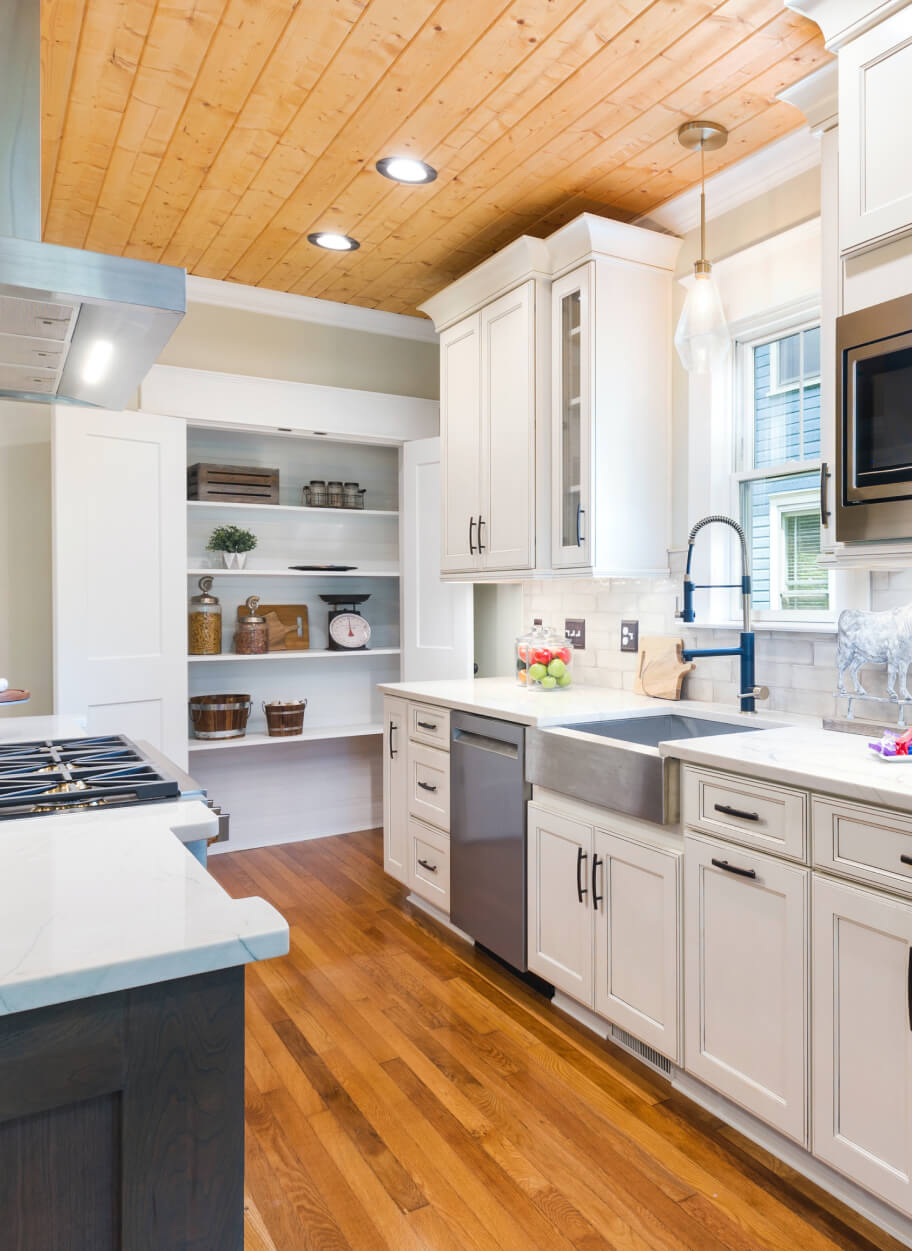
[187,566,399,578]
[187,500,398,518]
[188,722,383,752]
[188,647,400,662]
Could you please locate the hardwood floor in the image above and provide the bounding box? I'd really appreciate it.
[209,831,905,1251]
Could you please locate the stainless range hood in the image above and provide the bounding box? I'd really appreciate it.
[0,0,185,410]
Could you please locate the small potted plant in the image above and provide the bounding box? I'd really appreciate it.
[207,524,257,570]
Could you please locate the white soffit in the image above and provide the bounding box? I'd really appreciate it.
[635,126,822,237]
[185,275,438,343]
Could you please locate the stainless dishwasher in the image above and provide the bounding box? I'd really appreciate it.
[450,711,530,971]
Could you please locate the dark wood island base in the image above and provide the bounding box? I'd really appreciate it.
[0,966,244,1251]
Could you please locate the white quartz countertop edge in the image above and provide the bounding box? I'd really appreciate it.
[0,803,289,1017]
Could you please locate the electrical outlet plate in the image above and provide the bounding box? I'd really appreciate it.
[565,618,585,650]
[620,620,639,653]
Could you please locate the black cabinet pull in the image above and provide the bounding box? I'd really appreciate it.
[907,949,912,1032]
[468,516,476,555]
[417,781,438,793]
[418,858,438,874]
[477,515,486,553]
[592,853,603,907]
[711,857,757,880]
[417,721,438,731]
[576,505,585,546]
[576,846,588,903]
[714,802,760,822]
[901,854,912,867]
[389,721,398,759]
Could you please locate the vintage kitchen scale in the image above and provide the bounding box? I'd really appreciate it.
[319,594,372,651]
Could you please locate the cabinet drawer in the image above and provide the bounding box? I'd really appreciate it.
[682,766,807,861]
[407,741,450,832]
[408,703,450,751]
[407,820,450,913]
[813,796,912,897]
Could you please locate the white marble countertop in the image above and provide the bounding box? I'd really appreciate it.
[0,801,288,1017]
[0,713,87,742]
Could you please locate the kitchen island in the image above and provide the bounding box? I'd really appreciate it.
[0,716,288,1251]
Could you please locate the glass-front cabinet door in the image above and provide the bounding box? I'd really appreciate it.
[551,264,592,568]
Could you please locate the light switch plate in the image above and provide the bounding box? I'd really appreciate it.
[565,618,585,650]
[620,620,639,653]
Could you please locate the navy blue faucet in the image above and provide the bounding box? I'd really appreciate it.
[677,515,765,714]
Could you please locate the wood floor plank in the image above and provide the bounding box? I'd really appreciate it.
[203,835,908,1251]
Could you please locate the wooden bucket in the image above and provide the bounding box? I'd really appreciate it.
[263,700,308,737]
[189,694,251,739]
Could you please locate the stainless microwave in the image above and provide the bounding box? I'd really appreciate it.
[837,291,912,541]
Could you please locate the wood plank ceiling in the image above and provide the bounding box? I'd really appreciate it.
[40,0,829,316]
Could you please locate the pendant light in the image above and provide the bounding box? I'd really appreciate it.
[674,121,729,374]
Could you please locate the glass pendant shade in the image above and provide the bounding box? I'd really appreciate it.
[675,265,729,374]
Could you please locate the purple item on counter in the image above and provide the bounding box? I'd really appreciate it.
[869,732,899,756]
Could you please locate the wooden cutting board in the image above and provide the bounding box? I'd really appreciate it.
[633,637,695,700]
[237,603,309,650]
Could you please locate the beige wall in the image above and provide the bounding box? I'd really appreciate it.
[160,303,440,400]
[670,167,821,544]
[0,404,53,717]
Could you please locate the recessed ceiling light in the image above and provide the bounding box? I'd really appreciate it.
[375,156,437,185]
[307,232,360,252]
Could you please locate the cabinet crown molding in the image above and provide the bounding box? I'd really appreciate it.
[777,62,839,131]
[785,0,911,49]
[419,213,681,331]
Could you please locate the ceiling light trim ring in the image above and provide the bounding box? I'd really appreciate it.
[375,156,438,184]
[307,232,361,252]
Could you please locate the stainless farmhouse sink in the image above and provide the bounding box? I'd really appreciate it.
[525,714,774,825]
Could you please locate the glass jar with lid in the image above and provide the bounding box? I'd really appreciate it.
[342,481,362,509]
[188,576,222,655]
[308,480,327,507]
[327,480,344,508]
[515,619,573,691]
[235,596,268,654]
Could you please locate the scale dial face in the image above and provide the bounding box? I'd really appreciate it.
[329,612,371,649]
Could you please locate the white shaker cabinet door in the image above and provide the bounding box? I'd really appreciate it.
[53,407,187,767]
[551,264,592,570]
[527,803,593,1004]
[383,697,408,884]
[813,876,912,1217]
[684,834,809,1144]
[439,314,481,574]
[479,282,535,572]
[593,827,681,1063]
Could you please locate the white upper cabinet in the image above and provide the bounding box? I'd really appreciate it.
[839,7,912,252]
[420,214,680,580]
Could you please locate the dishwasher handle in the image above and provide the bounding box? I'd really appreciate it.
[452,728,519,759]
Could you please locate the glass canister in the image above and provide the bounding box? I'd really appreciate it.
[327,480,344,508]
[188,576,222,655]
[516,619,573,691]
[342,481,361,509]
[235,596,268,654]
[308,479,327,507]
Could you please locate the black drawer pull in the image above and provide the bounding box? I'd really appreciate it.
[592,853,603,907]
[576,846,588,903]
[417,720,438,731]
[712,857,757,880]
[418,858,438,874]
[901,854,912,867]
[714,802,760,822]
[417,780,438,793]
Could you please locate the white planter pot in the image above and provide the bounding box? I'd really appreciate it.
[221,551,248,569]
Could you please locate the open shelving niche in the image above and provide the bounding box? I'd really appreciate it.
[186,424,401,757]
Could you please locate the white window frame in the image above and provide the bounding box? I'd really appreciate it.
[767,488,831,617]
[767,333,821,396]
[730,308,835,626]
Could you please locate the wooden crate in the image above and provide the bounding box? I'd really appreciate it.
[187,463,279,504]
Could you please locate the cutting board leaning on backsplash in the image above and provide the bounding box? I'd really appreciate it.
[633,637,695,700]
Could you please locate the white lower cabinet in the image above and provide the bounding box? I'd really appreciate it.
[527,803,593,1003]
[684,833,809,1145]
[527,800,681,1061]
[382,697,408,883]
[594,827,681,1062]
[813,876,912,1217]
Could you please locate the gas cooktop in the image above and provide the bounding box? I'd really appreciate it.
[0,734,181,821]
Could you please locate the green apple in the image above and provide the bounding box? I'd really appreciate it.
[547,658,566,678]
[558,672,572,687]
[540,675,558,689]
[528,662,547,681]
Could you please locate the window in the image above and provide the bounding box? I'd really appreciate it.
[734,323,831,620]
